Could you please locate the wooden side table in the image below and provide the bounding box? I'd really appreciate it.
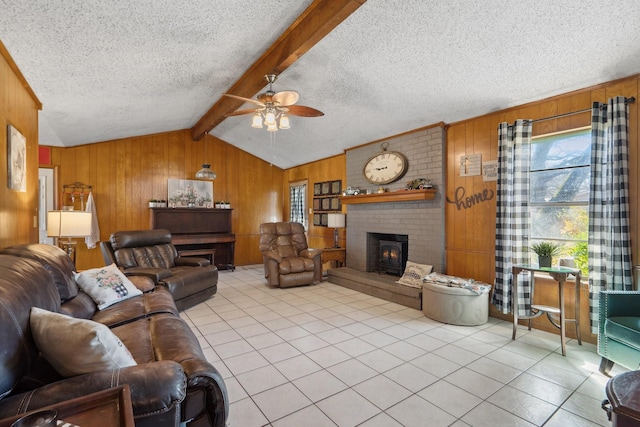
[0,385,135,427]
[511,264,582,356]
[322,247,346,268]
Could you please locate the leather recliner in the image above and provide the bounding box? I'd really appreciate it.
[100,229,217,310]
[259,222,322,288]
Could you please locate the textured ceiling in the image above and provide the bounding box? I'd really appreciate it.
[2,0,640,169]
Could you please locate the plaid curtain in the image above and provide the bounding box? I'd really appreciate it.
[290,183,307,226]
[492,120,532,315]
[588,96,633,333]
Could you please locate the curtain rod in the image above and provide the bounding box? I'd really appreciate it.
[527,96,636,124]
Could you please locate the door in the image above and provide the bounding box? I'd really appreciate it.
[38,167,57,244]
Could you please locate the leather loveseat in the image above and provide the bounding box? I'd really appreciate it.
[100,229,218,310]
[0,243,228,427]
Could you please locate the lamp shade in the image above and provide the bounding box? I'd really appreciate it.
[327,213,346,228]
[47,211,92,238]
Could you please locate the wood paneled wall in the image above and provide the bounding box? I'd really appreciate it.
[284,154,346,249]
[446,75,639,343]
[46,130,283,270]
[0,42,40,248]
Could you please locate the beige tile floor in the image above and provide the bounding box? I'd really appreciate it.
[180,265,625,427]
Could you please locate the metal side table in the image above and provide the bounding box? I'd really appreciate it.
[511,264,582,356]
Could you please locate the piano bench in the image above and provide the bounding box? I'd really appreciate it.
[178,249,216,265]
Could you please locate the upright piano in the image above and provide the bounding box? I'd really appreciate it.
[150,207,235,270]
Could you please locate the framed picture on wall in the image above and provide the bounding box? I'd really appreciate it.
[331,197,341,210]
[313,198,321,210]
[314,183,322,196]
[7,125,26,192]
[167,179,213,207]
[322,198,330,210]
[321,181,330,194]
[331,180,341,195]
[313,214,321,226]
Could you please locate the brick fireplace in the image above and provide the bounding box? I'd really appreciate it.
[343,125,445,274]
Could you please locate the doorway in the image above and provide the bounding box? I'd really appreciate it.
[38,166,58,244]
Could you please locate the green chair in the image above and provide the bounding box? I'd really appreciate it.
[598,290,640,375]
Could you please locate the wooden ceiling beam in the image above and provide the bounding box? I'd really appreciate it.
[190,0,367,141]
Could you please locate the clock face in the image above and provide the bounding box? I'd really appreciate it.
[363,151,408,184]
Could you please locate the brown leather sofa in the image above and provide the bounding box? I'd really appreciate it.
[0,244,228,427]
[100,229,218,310]
[259,222,322,288]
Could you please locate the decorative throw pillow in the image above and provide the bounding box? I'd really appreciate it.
[397,261,433,288]
[30,307,137,377]
[75,263,142,310]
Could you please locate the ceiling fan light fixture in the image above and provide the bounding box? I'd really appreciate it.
[279,113,290,129]
[251,112,263,128]
[223,73,323,133]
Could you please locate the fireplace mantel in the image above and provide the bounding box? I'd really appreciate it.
[340,189,436,205]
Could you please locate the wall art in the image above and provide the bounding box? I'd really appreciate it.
[7,125,26,192]
[167,178,213,207]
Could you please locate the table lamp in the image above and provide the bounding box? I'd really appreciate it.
[327,213,346,248]
[47,210,92,264]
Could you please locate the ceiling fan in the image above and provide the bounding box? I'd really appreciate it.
[223,74,324,131]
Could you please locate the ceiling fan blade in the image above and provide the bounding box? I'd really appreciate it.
[222,93,265,107]
[225,108,259,117]
[286,105,324,117]
[272,90,299,106]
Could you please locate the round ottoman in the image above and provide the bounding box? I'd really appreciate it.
[422,280,489,326]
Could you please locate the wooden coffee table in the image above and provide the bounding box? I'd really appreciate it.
[0,385,134,427]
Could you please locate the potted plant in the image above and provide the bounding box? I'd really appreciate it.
[531,241,562,268]
[148,199,167,208]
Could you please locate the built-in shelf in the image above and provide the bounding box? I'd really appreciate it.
[340,189,436,205]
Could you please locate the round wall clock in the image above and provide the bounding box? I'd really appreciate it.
[362,143,408,185]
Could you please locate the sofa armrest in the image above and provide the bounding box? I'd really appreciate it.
[0,361,186,421]
[124,267,172,282]
[180,359,229,427]
[175,256,210,267]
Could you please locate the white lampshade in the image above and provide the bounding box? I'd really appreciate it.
[279,114,290,129]
[47,210,92,238]
[264,109,276,126]
[251,112,263,128]
[327,213,346,228]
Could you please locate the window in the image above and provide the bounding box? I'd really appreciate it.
[289,181,307,229]
[529,127,590,269]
